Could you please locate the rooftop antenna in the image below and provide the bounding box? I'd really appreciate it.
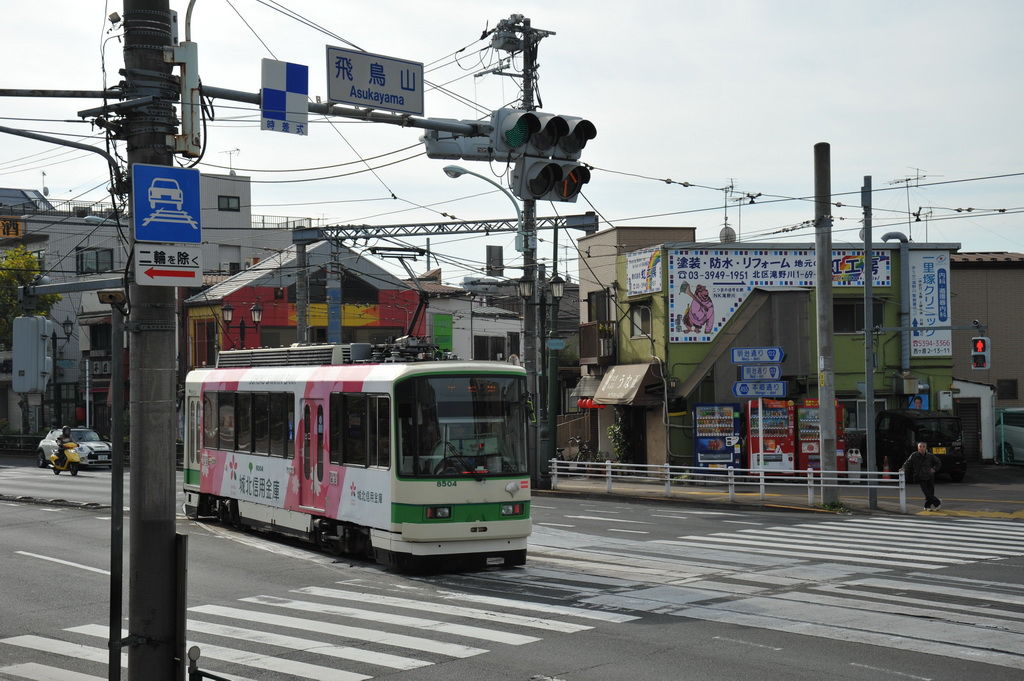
[888,168,939,241]
[222,148,240,175]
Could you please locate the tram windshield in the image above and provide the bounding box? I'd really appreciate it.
[397,374,529,478]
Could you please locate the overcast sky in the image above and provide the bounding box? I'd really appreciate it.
[4,1,1022,284]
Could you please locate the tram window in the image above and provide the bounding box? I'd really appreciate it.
[218,393,235,451]
[270,393,288,457]
[253,393,270,454]
[329,393,343,465]
[316,405,325,482]
[236,393,252,452]
[370,396,391,468]
[343,394,368,466]
[203,392,218,449]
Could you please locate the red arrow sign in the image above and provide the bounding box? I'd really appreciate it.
[145,267,196,278]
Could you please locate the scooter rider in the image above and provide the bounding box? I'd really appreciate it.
[54,425,72,469]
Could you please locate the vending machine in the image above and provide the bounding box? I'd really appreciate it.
[693,403,743,468]
[745,398,796,471]
[796,399,847,471]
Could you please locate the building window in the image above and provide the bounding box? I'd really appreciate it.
[76,248,113,274]
[587,290,610,323]
[218,195,240,212]
[629,304,651,338]
[997,379,1019,400]
[474,335,506,361]
[833,299,885,334]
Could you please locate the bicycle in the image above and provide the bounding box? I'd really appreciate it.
[565,435,596,462]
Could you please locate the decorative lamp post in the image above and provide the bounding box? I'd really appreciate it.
[545,275,565,470]
[221,302,263,349]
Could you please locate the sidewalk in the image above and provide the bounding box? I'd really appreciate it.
[534,463,1024,518]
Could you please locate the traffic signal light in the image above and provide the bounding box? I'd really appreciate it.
[12,316,54,393]
[491,108,541,156]
[970,336,990,369]
[507,111,596,202]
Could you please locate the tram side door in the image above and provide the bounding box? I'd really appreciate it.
[299,399,326,510]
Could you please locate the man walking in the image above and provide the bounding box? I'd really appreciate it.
[901,441,942,510]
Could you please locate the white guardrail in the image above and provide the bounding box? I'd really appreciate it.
[548,459,908,514]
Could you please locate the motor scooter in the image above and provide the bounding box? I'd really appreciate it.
[48,442,81,476]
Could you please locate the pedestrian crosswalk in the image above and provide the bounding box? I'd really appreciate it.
[653,516,1024,570]
[0,582,638,681]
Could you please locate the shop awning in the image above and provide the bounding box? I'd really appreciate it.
[568,374,602,399]
[593,362,663,406]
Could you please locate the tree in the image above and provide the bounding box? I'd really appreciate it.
[0,246,60,348]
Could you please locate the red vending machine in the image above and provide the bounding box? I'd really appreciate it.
[796,399,847,471]
[745,398,796,471]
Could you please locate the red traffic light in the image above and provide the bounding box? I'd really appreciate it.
[973,338,987,352]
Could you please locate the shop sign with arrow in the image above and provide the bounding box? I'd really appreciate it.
[134,243,203,287]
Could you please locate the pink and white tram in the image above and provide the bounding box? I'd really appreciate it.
[183,345,531,570]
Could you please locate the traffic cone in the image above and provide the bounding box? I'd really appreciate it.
[882,456,891,480]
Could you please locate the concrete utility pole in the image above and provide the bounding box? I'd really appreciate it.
[122,2,181,678]
[814,142,839,506]
[862,175,878,509]
[520,18,544,490]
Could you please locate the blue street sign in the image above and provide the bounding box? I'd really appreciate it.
[732,381,788,398]
[739,364,784,381]
[132,164,201,244]
[546,337,566,351]
[261,58,309,135]
[731,346,786,364]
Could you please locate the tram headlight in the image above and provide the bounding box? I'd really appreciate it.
[500,503,524,516]
[425,506,451,519]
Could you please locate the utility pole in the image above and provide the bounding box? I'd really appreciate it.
[814,142,838,506]
[520,18,543,489]
[862,176,878,509]
[122,2,180,678]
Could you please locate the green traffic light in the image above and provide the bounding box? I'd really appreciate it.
[503,119,532,148]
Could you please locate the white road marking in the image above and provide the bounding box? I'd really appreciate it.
[536,522,575,528]
[849,662,931,680]
[14,551,108,575]
[241,595,540,645]
[607,528,650,534]
[303,586,591,633]
[712,635,782,651]
[650,514,690,520]
[676,535,971,564]
[433,589,640,622]
[0,662,106,681]
[721,520,763,525]
[564,515,650,524]
[190,604,487,657]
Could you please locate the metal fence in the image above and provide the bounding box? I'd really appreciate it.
[549,459,908,513]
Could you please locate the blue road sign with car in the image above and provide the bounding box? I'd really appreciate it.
[132,164,201,243]
[731,346,786,363]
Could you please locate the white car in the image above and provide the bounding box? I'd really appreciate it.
[37,428,112,468]
[147,178,183,211]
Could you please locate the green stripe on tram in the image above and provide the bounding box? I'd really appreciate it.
[184,468,200,485]
[392,501,531,524]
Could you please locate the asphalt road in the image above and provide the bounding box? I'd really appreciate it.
[1,457,1022,681]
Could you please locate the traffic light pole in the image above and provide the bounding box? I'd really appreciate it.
[122,3,180,679]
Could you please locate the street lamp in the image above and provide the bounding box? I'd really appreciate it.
[444,164,541,487]
[51,317,73,425]
[443,165,524,247]
[545,275,565,470]
[221,302,263,349]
